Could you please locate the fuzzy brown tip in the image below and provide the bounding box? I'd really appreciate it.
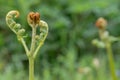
[95,17,107,30]
[27,12,40,26]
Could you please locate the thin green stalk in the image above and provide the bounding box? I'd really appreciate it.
[105,42,118,80]
[21,38,29,56]
[29,27,36,80]
[30,27,37,55]
[29,57,34,80]
[33,42,43,58]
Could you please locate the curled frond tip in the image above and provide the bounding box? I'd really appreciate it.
[6,10,19,18]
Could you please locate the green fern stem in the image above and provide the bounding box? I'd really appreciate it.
[105,42,118,80]
[29,57,34,80]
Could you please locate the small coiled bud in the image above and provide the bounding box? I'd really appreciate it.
[13,23,21,32]
[35,35,40,45]
[17,29,25,36]
[27,12,40,27]
[95,17,107,30]
[9,22,16,29]
[35,35,40,40]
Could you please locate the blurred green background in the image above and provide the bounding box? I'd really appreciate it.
[0,0,120,80]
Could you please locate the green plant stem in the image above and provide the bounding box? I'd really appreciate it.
[30,27,36,56]
[21,38,29,56]
[29,27,36,80]
[105,42,118,80]
[33,41,43,58]
[29,57,34,80]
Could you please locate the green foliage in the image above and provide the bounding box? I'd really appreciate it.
[0,0,120,80]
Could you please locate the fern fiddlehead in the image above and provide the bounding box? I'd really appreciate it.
[6,10,48,80]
